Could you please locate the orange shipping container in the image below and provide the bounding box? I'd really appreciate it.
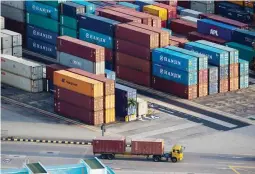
[226,0,244,6]
[198,83,208,97]
[54,70,103,98]
[104,108,116,124]
[105,95,115,109]
[229,77,239,91]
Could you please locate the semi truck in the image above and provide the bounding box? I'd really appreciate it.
[92,136,184,162]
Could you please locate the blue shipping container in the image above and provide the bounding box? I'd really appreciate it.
[239,59,249,76]
[61,2,85,18]
[232,28,255,48]
[239,75,249,89]
[152,48,198,72]
[177,6,186,15]
[208,65,218,82]
[208,82,218,95]
[79,28,114,49]
[197,19,237,41]
[26,25,58,45]
[184,42,229,66]
[135,0,154,11]
[105,69,116,81]
[152,63,197,85]
[118,2,140,11]
[105,61,114,71]
[78,14,120,37]
[218,65,229,80]
[26,37,57,58]
[71,0,95,14]
[25,1,59,20]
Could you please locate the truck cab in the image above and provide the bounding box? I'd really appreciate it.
[170,145,184,162]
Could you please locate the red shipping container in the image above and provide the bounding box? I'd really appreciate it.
[170,19,197,36]
[169,36,189,48]
[198,69,208,84]
[115,52,151,73]
[149,15,162,28]
[57,36,105,62]
[157,0,178,7]
[219,79,229,93]
[154,2,177,19]
[131,138,164,155]
[93,136,126,154]
[54,86,104,111]
[188,31,227,45]
[46,64,68,81]
[161,20,167,28]
[198,83,208,97]
[115,39,151,60]
[229,63,239,78]
[116,23,159,49]
[54,100,104,125]
[116,65,151,87]
[151,76,197,100]
[229,77,239,91]
[105,48,114,62]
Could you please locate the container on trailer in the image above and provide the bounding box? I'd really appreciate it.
[115,39,151,60]
[54,86,104,111]
[105,48,113,62]
[1,1,25,10]
[25,1,59,20]
[116,65,151,87]
[93,137,126,154]
[1,33,12,49]
[60,2,85,18]
[1,48,12,55]
[105,69,116,80]
[229,77,239,91]
[198,82,208,97]
[105,61,114,71]
[208,81,218,95]
[238,59,249,76]
[71,0,96,14]
[232,29,255,48]
[180,16,198,24]
[1,54,43,80]
[131,138,164,155]
[170,19,197,36]
[198,69,208,84]
[57,36,105,62]
[118,2,140,11]
[67,68,115,96]
[116,52,151,74]
[208,65,218,82]
[188,31,227,45]
[46,64,67,81]
[1,30,22,47]
[218,65,229,80]
[54,100,104,125]
[239,75,249,89]
[1,5,25,23]
[60,15,77,30]
[219,78,229,93]
[180,9,201,18]
[229,63,239,78]
[169,36,189,48]
[60,26,77,38]
[1,70,43,93]
[54,70,103,98]
[79,28,114,49]
[143,5,168,21]
[26,25,58,45]
[1,16,5,29]
[190,1,215,13]
[104,108,116,124]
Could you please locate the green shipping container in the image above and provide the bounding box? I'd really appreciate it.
[60,15,77,30]
[26,13,59,33]
[60,26,77,38]
[39,0,66,7]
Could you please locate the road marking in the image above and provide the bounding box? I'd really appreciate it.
[229,166,240,174]
[217,162,244,165]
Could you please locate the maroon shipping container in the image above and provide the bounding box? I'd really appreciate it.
[57,36,105,62]
[127,22,169,47]
[169,36,189,48]
[147,15,162,28]
[115,39,151,60]
[177,1,190,8]
[54,100,104,125]
[54,86,103,111]
[229,63,239,78]
[115,52,151,73]
[116,23,159,49]
[198,83,208,97]
[96,9,142,23]
[5,18,26,46]
[105,48,114,62]
[131,138,164,155]
[188,31,227,45]
[198,69,208,84]
[116,65,151,87]
[157,0,178,7]
[161,20,167,28]
[46,64,68,81]
[219,79,229,93]
[154,2,177,19]
[229,77,239,91]
[67,68,115,95]
[93,136,126,154]
[170,19,197,36]
[151,76,197,99]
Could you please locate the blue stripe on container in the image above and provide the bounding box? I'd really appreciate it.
[232,28,255,48]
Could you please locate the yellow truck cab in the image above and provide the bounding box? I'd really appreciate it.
[170,145,184,162]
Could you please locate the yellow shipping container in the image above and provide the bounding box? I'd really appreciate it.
[54,70,103,98]
[104,95,115,109]
[226,0,244,6]
[143,5,167,21]
[104,108,115,124]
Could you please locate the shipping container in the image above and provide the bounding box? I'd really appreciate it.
[180,16,198,24]
[105,48,113,62]
[78,13,120,37]
[239,59,249,76]
[198,69,208,84]
[54,100,104,125]
[26,13,59,33]
[60,2,85,18]
[162,28,172,36]
[116,23,159,49]
[1,1,25,10]
[1,33,12,49]
[1,70,43,92]
[68,68,115,96]
[1,16,5,29]
[25,1,59,20]
[71,0,96,14]
[170,19,197,36]
[229,63,239,78]
[1,48,12,55]
[57,36,105,62]
[54,86,104,111]
[46,64,67,81]
[79,28,114,49]
[229,77,239,91]
[184,42,229,66]
[190,1,215,13]
[187,31,227,45]
[1,4,25,23]
[169,36,189,48]
[93,137,126,154]
[46,80,55,93]
[208,65,218,82]
[54,70,104,97]
[232,29,255,48]
[104,108,116,124]
[197,19,237,41]
[218,65,229,80]
[208,81,218,95]
[151,76,197,99]
[26,25,58,45]
[27,37,57,58]
[115,39,151,60]
[152,63,197,86]
[12,46,22,57]
[131,138,164,155]
[118,2,140,11]
[1,54,43,80]
[198,82,208,97]
[180,9,201,18]
[152,48,198,72]
[143,5,168,21]
[239,75,249,89]
[60,15,77,30]
[104,95,115,110]
[1,29,22,47]
[60,26,77,38]
[116,52,151,74]
[219,78,229,93]
[105,69,116,80]
[153,2,177,20]
[135,0,154,11]
[40,0,66,8]
[105,61,114,71]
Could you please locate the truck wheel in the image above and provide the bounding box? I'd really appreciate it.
[107,154,114,160]
[171,157,177,163]
[153,155,161,162]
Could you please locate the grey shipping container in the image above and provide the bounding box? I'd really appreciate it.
[1,33,12,49]
[58,52,105,75]
[1,16,5,29]
[1,54,43,80]
[1,4,25,22]
[180,16,198,24]
[13,46,22,57]
[1,1,25,10]
[1,48,12,55]
[180,9,202,18]
[190,1,215,14]
[1,70,43,93]
[1,29,22,47]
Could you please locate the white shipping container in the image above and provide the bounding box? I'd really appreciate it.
[1,1,25,10]
[1,29,22,46]
[1,70,43,93]
[180,16,198,24]
[180,9,202,18]
[190,2,215,13]
[1,48,12,55]
[13,46,22,57]
[137,98,148,117]
[1,54,43,80]
[1,33,12,49]
[1,4,25,23]
[1,16,5,29]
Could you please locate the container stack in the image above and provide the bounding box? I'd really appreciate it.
[190,1,215,14]
[208,65,219,94]
[1,16,5,29]
[238,59,249,89]
[143,5,168,27]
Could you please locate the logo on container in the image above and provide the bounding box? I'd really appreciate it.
[70,59,82,67]
[32,42,53,52]
[32,4,52,14]
[244,37,253,43]
[85,33,106,43]
[159,55,181,65]
[159,68,181,79]
[32,29,53,40]
[61,78,65,83]
[210,28,219,36]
